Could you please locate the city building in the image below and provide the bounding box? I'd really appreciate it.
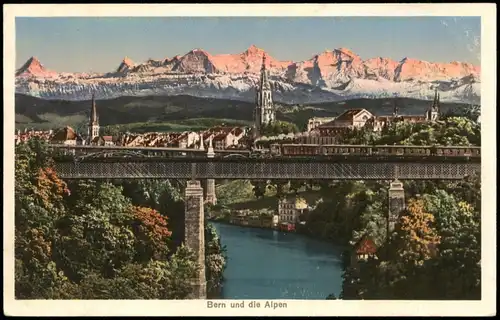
[278,196,307,224]
[50,126,84,145]
[90,135,116,146]
[306,117,337,132]
[171,131,200,148]
[425,88,441,122]
[353,235,378,262]
[314,92,441,136]
[203,126,246,150]
[317,108,375,135]
[254,54,276,134]
[369,93,440,131]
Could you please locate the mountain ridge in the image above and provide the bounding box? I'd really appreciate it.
[15,45,481,105]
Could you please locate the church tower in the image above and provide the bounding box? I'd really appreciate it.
[88,92,100,143]
[426,88,440,122]
[254,54,276,133]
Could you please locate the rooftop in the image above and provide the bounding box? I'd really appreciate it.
[335,108,367,121]
[355,236,377,255]
[51,126,82,141]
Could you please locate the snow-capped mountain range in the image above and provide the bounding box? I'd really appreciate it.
[15,45,481,105]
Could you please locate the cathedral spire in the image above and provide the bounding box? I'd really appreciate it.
[393,99,399,117]
[90,92,98,124]
[254,53,276,133]
[260,54,270,90]
[88,91,100,143]
[432,88,439,109]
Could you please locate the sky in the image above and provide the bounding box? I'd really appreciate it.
[16,17,481,73]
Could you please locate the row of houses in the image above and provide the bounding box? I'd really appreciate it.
[116,125,249,149]
[15,124,251,150]
[14,129,54,144]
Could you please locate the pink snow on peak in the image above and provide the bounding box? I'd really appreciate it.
[16,56,57,77]
[115,56,136,73]
[207,45,291,74]
[394,57,480,81]
[122,56,134,66]
[16,46,481,83]
[335,47,359,58]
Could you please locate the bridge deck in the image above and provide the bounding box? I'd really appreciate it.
[54,160,481,180]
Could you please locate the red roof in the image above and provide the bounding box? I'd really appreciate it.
[335,109,366,121]
[102,136,113,141]
[212,133,228,141]
[317,110,368,129]
[51,126,82,141]
[355,237,377,255]
[206,126,234,135]
[231,127,244,136]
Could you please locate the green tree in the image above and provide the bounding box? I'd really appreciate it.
[15,140,202,299]
[423,190,481,299]
[205,223,227,294]
[260,120,299,136]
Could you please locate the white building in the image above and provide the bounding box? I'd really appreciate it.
[278,197,307,224]
[174,131,200,148]
[306,117,336,132]
[425,88,441,122]
[317,108,375,135]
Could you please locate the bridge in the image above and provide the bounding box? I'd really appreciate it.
[50,143,481,299]
[54,158,480,181]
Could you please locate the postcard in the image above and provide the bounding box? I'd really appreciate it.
[3,3,496,317]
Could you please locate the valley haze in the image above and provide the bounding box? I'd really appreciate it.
[16,45,480,105]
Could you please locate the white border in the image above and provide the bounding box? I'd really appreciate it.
[3,4,497,317]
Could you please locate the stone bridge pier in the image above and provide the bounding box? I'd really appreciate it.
[184,180,207,299]
[205,139,217,205]
[387,165,406,237]
[388,180,405,234]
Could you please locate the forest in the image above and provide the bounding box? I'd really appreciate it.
[14,138,226,299]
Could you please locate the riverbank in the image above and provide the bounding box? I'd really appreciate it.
[208,217,276,233]
[208,216,349,248]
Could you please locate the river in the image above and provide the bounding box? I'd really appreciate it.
[211,222,344,300]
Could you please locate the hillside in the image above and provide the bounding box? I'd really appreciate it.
[14,93,471,132]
